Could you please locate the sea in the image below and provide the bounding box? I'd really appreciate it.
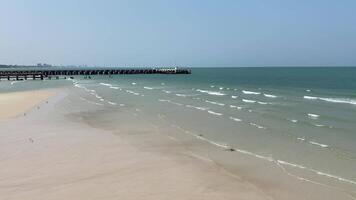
[2,67,356,197]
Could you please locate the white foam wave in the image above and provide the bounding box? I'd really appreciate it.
[107,101,117,105]
[162,90,172,94]
[229,105,243,110]
[231,95,238,99]
[289,119,298,123]
[297,137,305,141]
[257,101,268,105]
[207,110,223,116]
[308,113,320,119]
[196,89,226,96]
[249,122,266,129]
[304,96,318,100]
[242,90,260,95]
[144,86,153,90]
[126,90,140,96]
[242,99,256,103]
[309,141,328,148]
[304,95,356,105]
[131,82,137,85]
[229,117,242,122]
[186,105,208,111]
[109,86,120,90]
[263,93,277,98]
[99,83,112,87]
[205,100,225,106]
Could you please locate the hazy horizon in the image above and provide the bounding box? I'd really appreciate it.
[1,0,356,67]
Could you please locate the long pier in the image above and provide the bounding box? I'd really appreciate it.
[0,68,191,80]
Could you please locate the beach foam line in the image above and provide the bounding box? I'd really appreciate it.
[263,93,277,98]
[309,141,329,148]
[304,95,356,105]
[205,100,225,106]
[307,113,320,119]
[162,90,172,94]
[287,119,298,123]
[157,99,183,106]
[109,86,120,90]
[242,99,256,103]
[126,90,140,96]
[185,105,209,111]
[229,105,243,110]
[99,83,112,87]
[229,117,242,122]
[107,101,117,105]
[196,89,226,96]
[242,90,260,95]
[207,110,223,116]
[249,122,266,129]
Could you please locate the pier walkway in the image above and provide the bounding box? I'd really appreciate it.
[0,68,191,80]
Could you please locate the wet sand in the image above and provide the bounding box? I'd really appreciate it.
[0,90,56,120]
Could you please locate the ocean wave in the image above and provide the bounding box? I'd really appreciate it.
[107,101,117,105]
[229,117,242,122]
[131,82,137,85]
[186,105,208,111]
[263,93,277,98]
[231,95,238,99]
[196,89,226,96]
[309,141,328,148]
[143,86,154,90]
[126,90,140,96]
[249,122,266,129]
[304,96,318,100]
[99,83,112,87]
[288,119,298,123]
[242,90,261,95]
[207,110,223,116]
[229,105,243,110]
[162,90,172,94]
[307,113,320,119]
[109,86,120,90]
[257,101,268,105]
[158,99,182,106]
[205,100,225,106]
[242,99,256,103]
[304,95,356,105]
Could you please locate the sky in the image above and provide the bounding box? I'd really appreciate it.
[0,0,356,67]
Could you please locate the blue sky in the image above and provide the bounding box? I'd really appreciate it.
[0,0,355,67]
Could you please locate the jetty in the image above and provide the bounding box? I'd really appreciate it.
[0,67,191,81]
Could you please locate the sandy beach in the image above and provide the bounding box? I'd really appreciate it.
[0,85,354,200]
[0,88,272,200]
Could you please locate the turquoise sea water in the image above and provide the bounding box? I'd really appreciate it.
[2,67,356,194]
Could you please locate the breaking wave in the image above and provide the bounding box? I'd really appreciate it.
[196,89,226,96]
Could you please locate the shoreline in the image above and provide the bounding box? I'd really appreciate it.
[0,86,355,200]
